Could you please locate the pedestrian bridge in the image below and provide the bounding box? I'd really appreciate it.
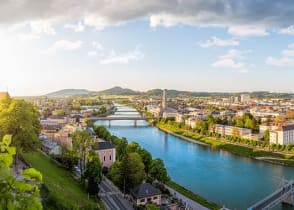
[89,116,157,127]
[248,180,294,210]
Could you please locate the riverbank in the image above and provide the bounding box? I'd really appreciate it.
[166,180,220,210]
[156,122,294,167]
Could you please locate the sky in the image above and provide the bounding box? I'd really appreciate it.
[1,1,294,96]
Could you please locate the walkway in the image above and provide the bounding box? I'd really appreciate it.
[164,185,209,210]
[99,177,134,210]
[248,180,294,210]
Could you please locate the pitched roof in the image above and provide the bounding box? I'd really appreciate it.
[0,92,9,101]
[92,141,115,150]
[131,183,161,199]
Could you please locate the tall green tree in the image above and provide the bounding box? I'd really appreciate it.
[72,130,93,180]
[0,98,41,156]
[0,135,43,210]
[149,158,169,183]
[83,150,102,195]
[109,152,145,193]
[263,129,270,142]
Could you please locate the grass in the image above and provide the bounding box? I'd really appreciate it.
[166,180,220,210]
[22,151,105,210]
[157,122,294,166]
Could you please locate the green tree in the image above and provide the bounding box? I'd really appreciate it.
[109,152,145,193]
[0,135,43,210]
[0,98,41,158]
[99,106,107,114]
[59,145,78,170]
[149,158,169,183]
[83,150,102,195]
[146,203,160,210]
[263,129,270,142]
[84,118,94,128]
[72,130,94,180]
[112,137,128,160]
[138,148,152,174]
[94,125,111,141]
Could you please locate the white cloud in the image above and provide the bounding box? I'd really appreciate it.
[47,40,82,53]
[30,20,56,35]
[100,47,144,64]
[266,42,294,67]
[228,26,268,37]
[64,21,85,32]
[199,36,239,48]
[17,33,40,41]
[87,51,98,57]
[279,26,294,35]
[87,43,144,64]
[212,49,249,72]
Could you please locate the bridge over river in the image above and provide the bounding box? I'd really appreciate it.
[248,180,294,210]
[89,116,157,127]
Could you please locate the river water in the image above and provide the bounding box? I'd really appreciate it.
[95,105,294,210]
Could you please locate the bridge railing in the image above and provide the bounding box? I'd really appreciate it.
[248,180,294,210]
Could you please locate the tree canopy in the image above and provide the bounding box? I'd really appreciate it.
[0,98,41,153]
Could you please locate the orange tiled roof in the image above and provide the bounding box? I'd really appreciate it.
[0,92,10,101]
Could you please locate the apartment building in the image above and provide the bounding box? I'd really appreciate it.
[214,124,252,137]
[270,124,294,145]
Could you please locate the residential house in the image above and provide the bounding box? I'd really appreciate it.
[131,182,161,206]
[92,141,116,168]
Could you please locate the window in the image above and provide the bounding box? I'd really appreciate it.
[147,198,152,202]
[153,196,157,200]
[103,156,105,161]
[110,155,111,160]
[140,199,145,202]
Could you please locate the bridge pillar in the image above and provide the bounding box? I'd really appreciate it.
[108,120,111,128]
[134,120,137,127]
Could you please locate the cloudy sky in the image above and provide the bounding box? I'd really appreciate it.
[1,0,294,96]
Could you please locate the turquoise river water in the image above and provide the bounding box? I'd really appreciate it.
[95,105,294,210]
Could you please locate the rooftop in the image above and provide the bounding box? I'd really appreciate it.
[0,92,9,101]
[92,141,115,150]
[131,182,161,199]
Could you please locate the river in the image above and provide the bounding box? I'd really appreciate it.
[95,105,294,210]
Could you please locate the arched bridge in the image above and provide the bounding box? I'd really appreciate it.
[248,180,294,210]
[89,116,157,127]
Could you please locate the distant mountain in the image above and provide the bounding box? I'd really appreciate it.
[45,87,294,99]
[96,86,141,96]
[45,89,92,97]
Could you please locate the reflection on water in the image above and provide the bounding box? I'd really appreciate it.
[95,105,294,210]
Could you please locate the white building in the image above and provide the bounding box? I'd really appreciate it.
[269,124,294,145]
[214,124,252,137]
[240,94,251,104]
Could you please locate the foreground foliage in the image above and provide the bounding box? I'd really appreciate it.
[0,135,42,210]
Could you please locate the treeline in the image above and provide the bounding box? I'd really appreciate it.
[158,119,294,154]
[94,125,170,193]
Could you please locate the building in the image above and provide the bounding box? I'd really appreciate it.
[162,89,167,110]
[93,141,116,168]
[240,94,251,104]
[131,182,161,206]
[0,92,9,101]
[270,124,294,145]
[214,124,252,137]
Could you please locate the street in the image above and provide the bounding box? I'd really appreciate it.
[99,177,134,210]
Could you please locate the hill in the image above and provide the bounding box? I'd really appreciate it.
[45,89,92,97]
[96,86,141,95]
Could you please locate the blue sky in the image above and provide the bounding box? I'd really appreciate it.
[1,1,294,96]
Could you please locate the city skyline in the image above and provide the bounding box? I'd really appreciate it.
[2,1,294,95]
